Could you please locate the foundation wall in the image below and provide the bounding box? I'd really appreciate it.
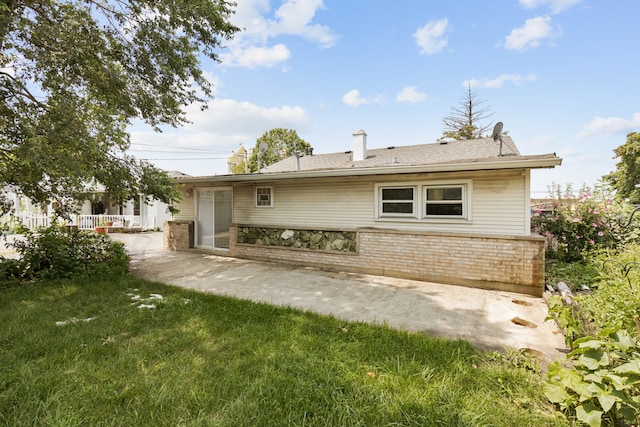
[229,224,545,296]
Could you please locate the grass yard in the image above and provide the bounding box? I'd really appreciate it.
[0,276,566,426]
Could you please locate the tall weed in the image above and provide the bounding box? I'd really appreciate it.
[545,239,640,426]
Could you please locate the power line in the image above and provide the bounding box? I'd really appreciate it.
[128,149,227,154]
[130,142,229,153]
[139,157,228,160]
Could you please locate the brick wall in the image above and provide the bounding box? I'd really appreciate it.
[229,224,545,296]
[163,220,193,251]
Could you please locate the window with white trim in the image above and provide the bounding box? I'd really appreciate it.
[255,186,273,207]
[378,186,417,218]
[424,185,465,218]
[375,181,471,221]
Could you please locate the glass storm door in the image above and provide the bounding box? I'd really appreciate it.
[196,189,214,248]
[214,189,232,248]
[196,188,232,249]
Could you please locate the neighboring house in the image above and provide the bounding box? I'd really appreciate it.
[227,145,248,174]
[77,182,173,230]
[166,130,562,296]
[2,174,179,230]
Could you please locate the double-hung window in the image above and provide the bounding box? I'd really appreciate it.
[379,186,417,218]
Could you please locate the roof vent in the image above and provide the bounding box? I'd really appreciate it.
[392,156,398,164]
[387,146,395,150]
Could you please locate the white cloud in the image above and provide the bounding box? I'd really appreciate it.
[519,0,584,14]
[272,0,336,47]
[187,98,310,134]
[504,16,561,51]
[342,89,383,107]
[395,86,428,104]
[220,44,291,68]
[413,18,449,55]
[578,113,640,139]
[131,98,310,154]
[342,89,369,107]
[221,0,337,68]
[465,74,537,89]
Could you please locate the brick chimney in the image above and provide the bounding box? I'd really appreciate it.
[352,130,367,161]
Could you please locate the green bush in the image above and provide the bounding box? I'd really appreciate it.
[545,329,640,427]
[578,246,640,335]
[545,241,640,426]
[532,184,630,262]
[545,259,603,291]
[0,256,21,288]
[1,225,128,282]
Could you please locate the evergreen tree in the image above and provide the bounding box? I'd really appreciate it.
[441,83,493,140]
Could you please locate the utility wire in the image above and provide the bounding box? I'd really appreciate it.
[138,157,228,160]
[130,142,230,153]
[129,149,228,154]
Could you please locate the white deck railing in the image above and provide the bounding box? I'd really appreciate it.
[0,214,158,231]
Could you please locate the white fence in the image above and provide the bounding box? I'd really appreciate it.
[0,214,159,232]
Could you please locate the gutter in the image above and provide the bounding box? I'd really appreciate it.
[175,155,562,184]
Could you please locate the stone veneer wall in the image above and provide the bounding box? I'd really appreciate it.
[237,226,357,252]
[229,224,546,296]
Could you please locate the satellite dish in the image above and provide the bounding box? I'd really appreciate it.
[256,142,268,173]
[492,122,503,141]
[492,121,504,156]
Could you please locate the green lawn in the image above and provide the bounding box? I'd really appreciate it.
[0,276,566,426]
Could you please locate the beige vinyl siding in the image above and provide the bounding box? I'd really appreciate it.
[472,173,527,235]
[232,179,373,228]
[172,192,194,221]
[232,169,530,236]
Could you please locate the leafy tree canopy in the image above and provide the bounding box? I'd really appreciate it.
[247,128,312,173]
[0,0,239,215]
[605,131,640,204]
[440,83,493,140]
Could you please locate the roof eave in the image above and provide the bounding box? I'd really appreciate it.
[175,156,562,184]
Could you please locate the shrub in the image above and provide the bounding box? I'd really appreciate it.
[545,329,640,427]
[545,241,640,426]
[2,225,128,282]
[579,246,640,336]
[532,184,635,262]
[0,256,22,288]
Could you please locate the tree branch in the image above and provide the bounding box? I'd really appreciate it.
[0,70,48,109]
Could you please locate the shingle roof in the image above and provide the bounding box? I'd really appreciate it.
[262,136,524,173]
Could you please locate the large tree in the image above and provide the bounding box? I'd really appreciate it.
[605,132,640,203]
[440,83,493,140]
[247,128,312,172]
[0,0,239,215]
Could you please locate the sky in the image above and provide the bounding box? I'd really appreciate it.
[127,0,640,196]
